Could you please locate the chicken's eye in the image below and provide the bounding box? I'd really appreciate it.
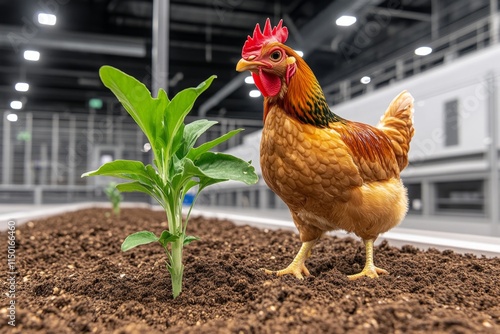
[270,50,282,61]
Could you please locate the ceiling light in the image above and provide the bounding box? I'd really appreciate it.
[142,143,151,152]
[10,100,23,110]
[6,113,18,122]
[244,76,254,84]
[295,50,304,57]
[38,13,57,26]
[249,90,261,98]
[336,15,357,27]
[360,76,371,84]
[24,50,40,61]
[415,46,432,56]
[15,82,29,92]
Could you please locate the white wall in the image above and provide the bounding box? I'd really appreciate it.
[224,130,263,176]
[332,44,500,163]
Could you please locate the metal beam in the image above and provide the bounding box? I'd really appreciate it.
[0,25,146,57]
[368,8,432,22]
[170,22,245,37]
[170,40,240,53]
[199,73,246,117]
[322,20,430,94]
[170,3,263,29]
[0,66,96,79]
[298,0,384,53]
[283,13,304,47]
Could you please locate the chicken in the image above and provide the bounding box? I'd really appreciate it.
[236,19,414,280]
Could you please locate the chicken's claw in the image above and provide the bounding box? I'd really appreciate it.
[347,266,388,280]
[261,240,316,280]
[261,263,311,280]
[347,239,388,280]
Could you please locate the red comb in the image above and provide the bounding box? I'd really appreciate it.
[242,18,288,58]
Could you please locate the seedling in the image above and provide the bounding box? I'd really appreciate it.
[104,182,123,216]
[82,66,258,298]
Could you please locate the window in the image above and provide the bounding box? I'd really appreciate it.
[444,99,459,146]
[435,180,484,214]
[407,183,423,214]
[268,189,276,208]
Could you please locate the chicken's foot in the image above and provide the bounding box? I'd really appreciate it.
[348,239,388,280]
[262,240,316,280]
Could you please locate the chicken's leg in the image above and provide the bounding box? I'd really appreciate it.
[348,239,388,280]
[262,240,316,279]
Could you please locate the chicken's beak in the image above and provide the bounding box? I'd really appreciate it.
[236,58,264,73]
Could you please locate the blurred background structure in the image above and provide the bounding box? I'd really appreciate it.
[0,0,499,236]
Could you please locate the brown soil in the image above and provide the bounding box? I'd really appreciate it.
[1,208,500,334]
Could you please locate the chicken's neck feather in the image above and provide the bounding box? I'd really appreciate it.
[266,49,344,128]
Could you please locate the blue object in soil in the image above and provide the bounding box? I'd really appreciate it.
[183,193,195,205]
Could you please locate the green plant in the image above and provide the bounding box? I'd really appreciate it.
[82,66,258,299]
[104,182,123,216]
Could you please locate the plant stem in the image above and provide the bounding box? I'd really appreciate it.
[113,205,120,217]
[170,239,184,299]
[164,194,185,299]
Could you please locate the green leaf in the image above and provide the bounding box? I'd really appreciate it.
[183,180,200,194]
[195,152,258,185]
[116,182,164,206]
[187,129,243,160]
[158,230,180,248]
[172,122,186,159]
[145,164,163,186]
[183,235,199,246]
[198,177,226,191]
[180,119,218,157]
[121,231,159,252]
[170,158,204,193]
[81,160,154,186]
[164,76,216,153]
[99,66,168,150]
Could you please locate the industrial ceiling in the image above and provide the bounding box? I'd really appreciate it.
[0,0,494,120]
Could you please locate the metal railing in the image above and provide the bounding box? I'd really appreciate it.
[0,110,262,204]
[325,13,500,105]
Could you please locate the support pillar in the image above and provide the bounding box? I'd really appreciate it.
[24,113,33,185]
[152,0,170,95]
[491,0,499,45]
[68,116,76,186]
[2,112,12,184]
[51,114,59,185]
[487,72,499,235]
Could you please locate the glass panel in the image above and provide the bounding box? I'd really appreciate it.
[444,99,459,146]
[407,183,422,214]
[435,180,484,214]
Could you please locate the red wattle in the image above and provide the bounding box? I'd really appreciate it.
[252,70,281,97]
[251,73,266,96]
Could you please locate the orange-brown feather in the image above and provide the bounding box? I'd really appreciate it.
[259,42,413,243]
[333,121,400,182]
[377,90,415,170]
[272,45,343,128]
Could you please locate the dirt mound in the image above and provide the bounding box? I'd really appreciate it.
[1,208,499,333]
